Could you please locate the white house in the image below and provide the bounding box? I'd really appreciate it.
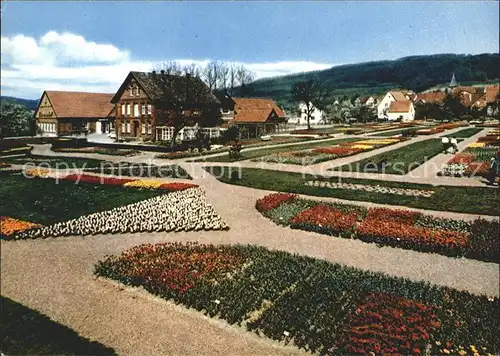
[377,91,410,119]
[288,102,326,125]
[387,100,415,122]
[355,96,377,108]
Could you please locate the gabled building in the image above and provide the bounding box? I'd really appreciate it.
[34,91,115,137]
[288,102,325,125]
[217,94,287,138]
[414,92,446,104]
[111,71,220,141]
[387,100,415,122]
[377,91,413,119]
[355,96,377,108]
[469,85,499,115]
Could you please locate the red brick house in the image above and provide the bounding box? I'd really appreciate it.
[34,91,115,136]
[111,71,220,142]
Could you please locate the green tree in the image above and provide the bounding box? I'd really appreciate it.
[443,94,467,119]
[292,78,326,130]
[0,102,33,138]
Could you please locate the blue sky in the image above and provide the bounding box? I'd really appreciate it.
[1,1,498,99]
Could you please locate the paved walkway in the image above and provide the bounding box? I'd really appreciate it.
[2,128,498,355]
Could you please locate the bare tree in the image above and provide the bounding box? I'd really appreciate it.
[292,78,327,130]
[154,61,183,75]
[203,60,223,91]
[182,63,201,77]
[217,62,230,91]
[235,65,255,87]
[228,64,237,95]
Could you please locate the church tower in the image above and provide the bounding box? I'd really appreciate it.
[449,73,458,88]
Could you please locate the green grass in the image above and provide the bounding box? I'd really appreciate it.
[4,154,105,169]
[0,172,163,225]
[204,167,499,216]
[444,127,483,138]
[1,296,116,355]
[194,137,359,163]
[333,138,443,175]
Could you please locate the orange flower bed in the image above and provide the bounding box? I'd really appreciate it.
[290,205,358,237]
[158,182,199,191]
[256,193,296,212]
[1,216,42,238]
[448,152,476,165]
[365,207,422,225]
[465,162,490,177]
[0,161,11,168]
[313,147,363,156]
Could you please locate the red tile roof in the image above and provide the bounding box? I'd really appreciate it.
[232,97,285,123]
[45,91,115,118]
[416,92,446,103]
[485,85,499,103]
[388,100,412,113]
[390,91,408,101]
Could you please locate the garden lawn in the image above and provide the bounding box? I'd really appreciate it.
[0,172,163,225]
[1,296,116,355]
[4,154,104,169]
[193,137,359,163]
[333,138,443,174]
[374,126,431,137]
[444,127,483,138]
[205,167,500,216]
[95,242,499,355]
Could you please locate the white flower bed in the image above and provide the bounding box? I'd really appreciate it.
[437,163,467,177]
[304,180,435,197]
[14,188,228,239]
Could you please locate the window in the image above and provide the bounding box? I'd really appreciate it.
[142,122,146,134]
[136,88,140,96]
[121,104,125,115]
[147,123,152,134]
[134,104,139,117]
[126,122,131,133]
[222,108,230,114]
[130,88,134,96]
[141,104,146,115]
[147,104,152,115]
[126,104,131,116]
[121,122,126,133]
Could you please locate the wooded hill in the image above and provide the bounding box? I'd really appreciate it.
[236,53,500,108]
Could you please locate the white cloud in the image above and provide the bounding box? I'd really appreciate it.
[1,31,334,99]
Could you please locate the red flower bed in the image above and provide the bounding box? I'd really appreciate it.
[365,207,422,225]
[313,147,363,156]
[357,219,468,254]
[465,162,490,177]
[159,182,199,191]
[290,205,358,237]
[477,135,500,143]
[63,174,135,186]
[337,292,441,355]
[96,242,247,295]
[256,193,296,212]
[448,152,476,165]
[416,128,444,135]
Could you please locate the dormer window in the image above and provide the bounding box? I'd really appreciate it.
[137,88,140,96]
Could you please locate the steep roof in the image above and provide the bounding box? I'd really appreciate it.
[390,91,408,101]
[232,97,285,123]
[43,91,114,118]
[388,100,412,113]
[485,85,499,103]
[111,71,220,105]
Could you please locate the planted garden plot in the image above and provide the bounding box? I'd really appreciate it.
[8,187,228,239]
[95,242,499,355]
[255,138,404,166]
[256,193,499,263]
[438,130,500,177]
[84,162,190,179]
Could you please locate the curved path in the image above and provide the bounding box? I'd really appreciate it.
[2,129,498,355]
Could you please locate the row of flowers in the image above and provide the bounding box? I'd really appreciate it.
[24,168,198,191]
[438,134,499,177]
[0,161,12,168]
[304,180,435,197]
[9,187,228,239]
[256,193,499,262]
[0,216,43,238]
[94,242,499,355]
[254,138,402,166]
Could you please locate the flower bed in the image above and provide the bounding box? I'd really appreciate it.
[11,188,228,239]
[257,138,402,166]
[438,138,499,177]
[0,161,12,168]
[84,163,191,179]
[415,128,445,135]
[304,180,435,197]
[255,194,499,262]
[64,174,135,186]
[0,216,43,238]
[255,193,296,212]
[52,147,139,156]
[95,242,499,355]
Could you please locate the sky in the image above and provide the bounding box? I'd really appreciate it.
[1,1,499,99]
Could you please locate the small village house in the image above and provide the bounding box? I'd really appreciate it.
[377,91,415,121]
[34,91,115,137]
[217,93,287,138]
[111,71,221,142]
[355,96,377,108]
[288,102,325,125]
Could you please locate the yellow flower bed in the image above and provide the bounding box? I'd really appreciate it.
[25,168,52,177]
[467,142,486,148]
[1,216,42,237]
[351,144,374,150]
[123,179,164,189]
